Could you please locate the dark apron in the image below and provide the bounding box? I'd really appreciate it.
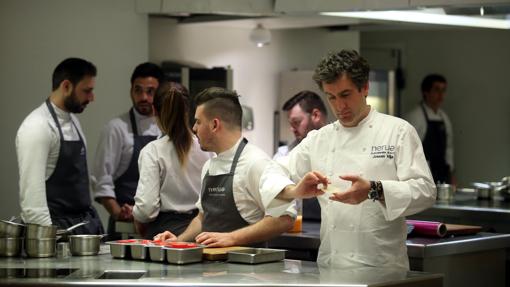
[144,209,199,240]
[421,104,451,184]
[201,138,251,233]
[108,108,157,239]
[45,99,103,235]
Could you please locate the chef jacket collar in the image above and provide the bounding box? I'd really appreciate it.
[421,102,441,116]
[334,106,376,130]
[216,137,243,159]
[51,101,72,121]
[131,106,155,121]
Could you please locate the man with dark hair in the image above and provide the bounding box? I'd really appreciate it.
[92,62,164,240]
[274,50,435,269]
[155,87,297,247]
[405,74,454,184]
[16,58,103,234]
[274,90,328,159]
[274,90,328,221]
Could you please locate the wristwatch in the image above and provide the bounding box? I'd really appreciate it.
[368,180,384,202]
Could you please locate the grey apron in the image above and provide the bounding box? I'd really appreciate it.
[201,138,250,232]
[107,108,157,239]
[45,99,104,235]
[144,209,199,240]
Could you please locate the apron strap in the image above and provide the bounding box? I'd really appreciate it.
[129,108,139,136]
[229,138,248,174]
[46,98,64,140]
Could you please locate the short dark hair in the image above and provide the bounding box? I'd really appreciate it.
[194,87,242,130]
[421,74,447,93]
[282,90,327,116]
[52,58,97,91]
[130,62,164,85]
[312,50,370,91]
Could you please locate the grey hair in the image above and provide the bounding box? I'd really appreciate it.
[312,50,370,91]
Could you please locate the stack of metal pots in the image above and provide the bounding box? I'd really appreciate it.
[25,223,58,258]
[0,219,25,257]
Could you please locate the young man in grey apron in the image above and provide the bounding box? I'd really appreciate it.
[16,58,103,234]
[154,87,297,247]
[92,63,163,240]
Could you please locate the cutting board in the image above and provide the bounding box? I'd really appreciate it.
[202,246,250,261]
[445,224,482,236]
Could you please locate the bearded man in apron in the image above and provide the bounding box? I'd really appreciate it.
[16,58,103,234]
[154,87,297,247]
[92,63,163,240]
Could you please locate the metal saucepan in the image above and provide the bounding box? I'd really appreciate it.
[473,182,492,200]
[25,224,58,239]
[25,238,56,258]
[0,220,25,237]
[68,234,104,256]
[0,237,23,257]
[56,221,90,236]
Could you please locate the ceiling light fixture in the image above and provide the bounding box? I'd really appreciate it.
[322,8,510,29]
[249,24,271,48]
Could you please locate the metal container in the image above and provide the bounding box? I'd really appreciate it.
[68,235,101,256]
[130,244,149,260]
[165,245,204,264]
[0,220,25,238]
[106,241,131,259]
[148,245,166,262]
[436,183,455,201]
[227,248,286,264]
[56,242,70,258]
[25,238,56,258]
[0,237,23,257]
[25,224,58,239]
[473,182,492,200]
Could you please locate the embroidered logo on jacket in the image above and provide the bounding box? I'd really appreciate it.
[370,145,395,159]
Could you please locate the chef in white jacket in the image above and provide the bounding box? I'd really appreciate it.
[276,50,436,270]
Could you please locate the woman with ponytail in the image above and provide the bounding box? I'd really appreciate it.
[133,82,212,239]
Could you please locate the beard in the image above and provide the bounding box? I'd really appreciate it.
[64,90,88,113]
[134,101,153,116]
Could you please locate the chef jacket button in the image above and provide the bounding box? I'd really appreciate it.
[331,224,336,230]
[362,147,366,152]
[369,125,373,128]
[350,253,354,258]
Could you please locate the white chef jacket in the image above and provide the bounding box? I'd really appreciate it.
[91,109,161,200]
[285,108,435,270]
[405,104,454,171]
[196,138,298,223]
[132,136,212,223]
[16,101,87,225]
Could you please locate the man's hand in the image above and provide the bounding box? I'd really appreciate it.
[279,171,329,200]
[328,174,371,204]
[118,204,133,221]
[153,231,178,242]
[195,232,235,247]
[134,220,147,238]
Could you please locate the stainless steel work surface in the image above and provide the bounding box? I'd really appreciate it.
[0,250,442,287]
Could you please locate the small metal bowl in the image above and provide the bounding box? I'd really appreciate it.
[0,237,23,257]
[25,238,56,258]
[69,235,102,256]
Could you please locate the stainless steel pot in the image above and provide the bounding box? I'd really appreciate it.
[68,235,102,256]
[473,182,492,200]
[0,237,23,257]
[25,224,58,239]
[436,183,455,201]
[25,238,56,258]
[0,220,25,237]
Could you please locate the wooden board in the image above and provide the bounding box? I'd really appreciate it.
[445,224,482,236]
[202,246,250,261]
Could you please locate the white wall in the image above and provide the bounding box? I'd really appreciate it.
[149,18,359,154]
[0,0,149,223]
[361,28,510,186]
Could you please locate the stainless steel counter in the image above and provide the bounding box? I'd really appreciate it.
[0,249,441,287]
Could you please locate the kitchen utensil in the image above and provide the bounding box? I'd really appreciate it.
[68,234,103,256]
[0,237,23,257]
[25,238,56,258]
[106,241,131,259]
[0,220,25,238]
[165,244,204,264]
[227,248,286,264]
[148,245,166,262]
[444,224,482,236]
[56,221,89,236]
[202,246,250,261]
[472,182,492,200]
[56,242,70,258]
[130,243,149,260]
[436,183,455,201]
[25,224,58,239]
